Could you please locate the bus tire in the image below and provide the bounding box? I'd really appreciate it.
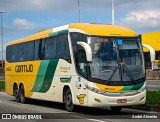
[13,84,19,102]
[19,85,26,104]
[110,106,122,112]
[64,88,74,112]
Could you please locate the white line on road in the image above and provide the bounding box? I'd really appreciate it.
[88,119,108,122]
[71,115,108,122]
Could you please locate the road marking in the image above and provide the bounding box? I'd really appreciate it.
[71,115,108,122]
[88,119,108,122]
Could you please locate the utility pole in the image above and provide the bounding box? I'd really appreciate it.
[112,0,115,25]
[78,0,80,23]
[0,11,5,70]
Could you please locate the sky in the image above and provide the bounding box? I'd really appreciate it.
[0,0,160,59]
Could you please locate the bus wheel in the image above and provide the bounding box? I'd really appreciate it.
[14,85,19,102]
[110,106,122,112]
[64,89,74,112]
[19,85,26,104]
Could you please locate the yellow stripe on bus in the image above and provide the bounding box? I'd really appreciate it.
[95,83,124,92]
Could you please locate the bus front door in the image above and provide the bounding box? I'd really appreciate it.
[75,51,88,105]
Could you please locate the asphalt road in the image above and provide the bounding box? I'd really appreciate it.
[0,92,160,122]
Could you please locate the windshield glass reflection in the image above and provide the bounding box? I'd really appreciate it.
[89,37,145,82]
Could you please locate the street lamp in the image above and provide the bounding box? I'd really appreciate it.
[78,0,80,23]
[0,11,5,69]
[112,0,115,25]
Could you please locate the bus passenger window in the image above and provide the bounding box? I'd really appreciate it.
[25,41,34,61]
[6,46,12,62]
[34,39,45,60]
[18,43,25,61]
[45,37,56,59]
[11,45,18,62]
[56,34,70,61]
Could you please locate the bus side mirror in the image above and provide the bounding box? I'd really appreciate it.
[77,42,92,62]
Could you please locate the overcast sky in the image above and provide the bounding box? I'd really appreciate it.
[0,0,160,59]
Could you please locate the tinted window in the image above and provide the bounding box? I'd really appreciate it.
[45,37,57,59]
[17,43,25,61]
[6,46,11,62]
[70,32,87,53]
[56,34,70,59]
[6,34,71,62]
[34,40,40,60]
[11,45,18,62]
[34,39,45,60]
[25,41,34,61]
[70,33,87,74]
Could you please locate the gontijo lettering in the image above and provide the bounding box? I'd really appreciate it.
[15,64,33,73]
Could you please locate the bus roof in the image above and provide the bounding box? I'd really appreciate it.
[69,23,137,37]
[7,23,137,46]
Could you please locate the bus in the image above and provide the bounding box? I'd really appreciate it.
[141,31,160,69]
[5,23,146,112]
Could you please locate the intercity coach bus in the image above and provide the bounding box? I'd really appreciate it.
[5,23,146,112]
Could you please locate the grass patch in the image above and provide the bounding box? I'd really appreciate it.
[146,90,160,109]
[128,90,160,112]
[0,82,5,91]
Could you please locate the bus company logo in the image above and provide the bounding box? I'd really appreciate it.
[105,88,115,91]
[60,66,70,70]
[15,64,33,73]
[60,66,70,73]
[77,94,86,104]
[6,67,11,71]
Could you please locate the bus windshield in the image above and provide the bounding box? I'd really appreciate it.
[89,37,145,82]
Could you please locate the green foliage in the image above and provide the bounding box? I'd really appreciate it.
[146,90,160,109]
[0,82,5,91]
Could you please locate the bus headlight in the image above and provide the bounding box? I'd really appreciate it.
[137,85,146,92]
[85,84,104,94]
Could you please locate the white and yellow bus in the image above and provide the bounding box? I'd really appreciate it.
[141,31,160,69]
[5,23,146,112]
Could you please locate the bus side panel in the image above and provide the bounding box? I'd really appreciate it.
[29,59,62,102]
[5,61,41,98]
[5,61,15,95]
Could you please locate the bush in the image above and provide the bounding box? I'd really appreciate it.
[146,90,160,109]
[0,82,5,91]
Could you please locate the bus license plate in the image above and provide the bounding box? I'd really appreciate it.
[117,99,127,103]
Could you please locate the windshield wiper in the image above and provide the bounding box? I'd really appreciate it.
[122,64,135,83]
[107,66,118,83]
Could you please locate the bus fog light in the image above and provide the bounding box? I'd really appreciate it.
[138,86,145,93]
[140,96,145,102]
[94,98,102,103]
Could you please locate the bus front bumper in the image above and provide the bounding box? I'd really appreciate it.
[88,90,146,107]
